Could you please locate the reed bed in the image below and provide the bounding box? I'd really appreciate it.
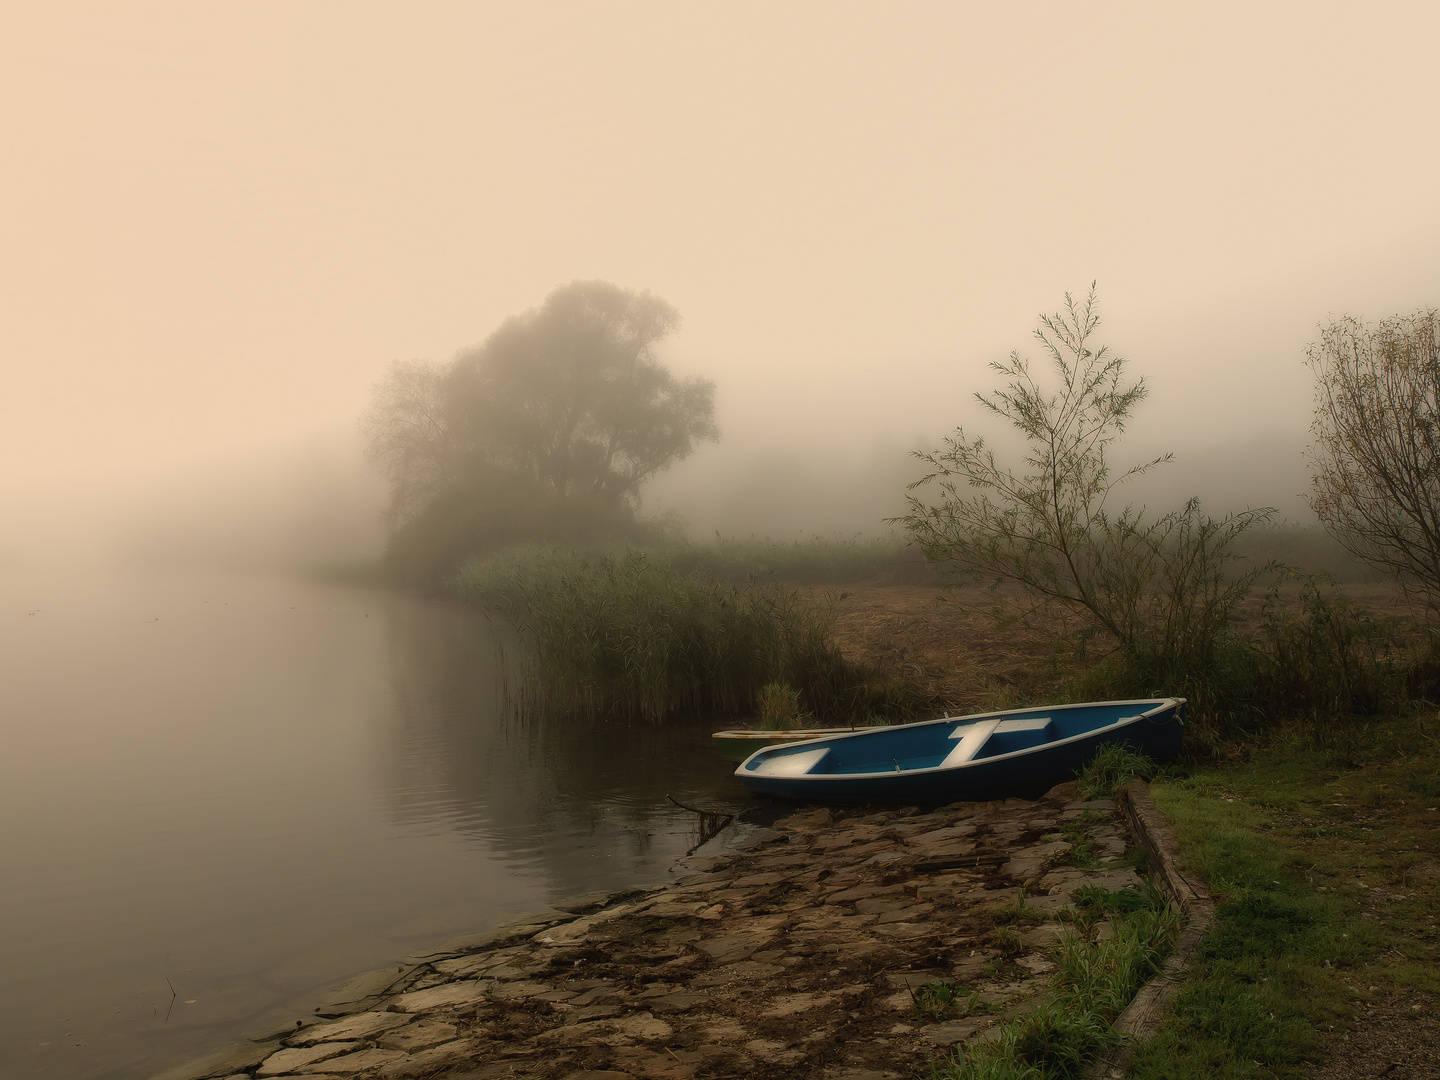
[451,546,913,723]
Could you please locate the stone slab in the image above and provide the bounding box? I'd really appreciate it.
[258,1042,359,1077]
[287,1012,411,1046]
[389,980,492,1012]
[148,1042,273,1080]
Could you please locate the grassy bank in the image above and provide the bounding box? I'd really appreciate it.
[1128,713,1440,1078]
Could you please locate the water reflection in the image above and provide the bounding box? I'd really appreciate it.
[0,570,753,1080]
[375,594,749,897]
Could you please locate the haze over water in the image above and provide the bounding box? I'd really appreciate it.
[0,568,741,1079]
[2,6,1439,1078]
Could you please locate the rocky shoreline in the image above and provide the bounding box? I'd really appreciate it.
[156,783,1153,1080]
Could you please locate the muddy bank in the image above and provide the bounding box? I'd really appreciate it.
[156,783,1149,1080]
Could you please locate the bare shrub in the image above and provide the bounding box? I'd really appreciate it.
[897,286,1275,691]
[1307,309,1440,614]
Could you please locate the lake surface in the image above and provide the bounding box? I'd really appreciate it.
[0,569,750,1080]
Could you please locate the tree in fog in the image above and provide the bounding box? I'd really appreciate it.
[447,281,717,505]
[363,281,717,580]
[898,287,1272,680]
[363,359,451,528]
[1307,308,1440,612]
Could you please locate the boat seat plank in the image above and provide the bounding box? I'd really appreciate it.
[750,747,831,777]
[940,718,1004,767]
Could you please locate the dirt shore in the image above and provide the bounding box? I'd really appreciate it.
[157,783,1151,1080]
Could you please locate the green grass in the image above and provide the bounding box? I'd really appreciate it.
[1127,712,1440,1078]
[933,888,1178,1080]
[1075,743,1162,799]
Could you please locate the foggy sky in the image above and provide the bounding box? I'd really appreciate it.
[3,3,1438,562]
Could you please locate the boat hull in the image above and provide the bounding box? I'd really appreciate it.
[734,699,1184,805]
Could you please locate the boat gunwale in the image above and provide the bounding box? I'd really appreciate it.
[735,698,1183,782]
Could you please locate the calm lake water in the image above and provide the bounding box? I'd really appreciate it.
[0,569,750,1080]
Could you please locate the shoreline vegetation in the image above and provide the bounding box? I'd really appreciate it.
[429,529,1440,1075]
[441,527,1430,741]
[447,539,940,725]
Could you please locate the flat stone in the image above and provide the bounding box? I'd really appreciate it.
[569,986,620,1006]
[730,871,789,887]
[375,1039,476,1078]
[533,903,638,946]
[611,1046,704,1079]
[921,1019,986,1045]
[1013,841,1071,860]
[883,970,949,990]
[389,980,492,1012]
[1001,857,1046,879]
[853,897,913,914]
[909,826,977,846]
[287,1012,411,1046]
[561,1072,632,1080]
[1023,924,1067,948]
[872,921,934,938]
[553,891,621,913]
[1016,955,1056,975]
[612,1012,673,1040]
[742,1038,802,1064]
[825,883,903,905]
[452,1067,546,1080]
[863,851,912,866]
[568,1004,623,1022]
[489,980,556,1000]
[775,808,833,831]
[691,960,782,987]
[258,1042,360,1077]
[482,964,531,980]
[647,990,708,1014]
[877,904,934,924]
[698,931,776,963]
[881,989,914,1011]
[762,992,832,1017]
[148,1042,273,1080]
[313,969,404,1015]
[301,1047,405,1074]
[703,1019,748,1041]
[1066,869,1143,892]
[375,1020,457,1053]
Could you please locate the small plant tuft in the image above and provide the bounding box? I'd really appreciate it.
[1076,743,1159,799]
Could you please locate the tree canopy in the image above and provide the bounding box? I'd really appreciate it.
[363,281,717,580]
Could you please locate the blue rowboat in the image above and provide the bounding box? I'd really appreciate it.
[734,698,1185,804]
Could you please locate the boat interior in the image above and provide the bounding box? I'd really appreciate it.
[742,702,1156,778]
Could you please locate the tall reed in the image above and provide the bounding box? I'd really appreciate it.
[452,546,893,722]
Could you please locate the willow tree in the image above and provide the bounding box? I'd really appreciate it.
[1307,308,1440,613]
[898,287,1272,681]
